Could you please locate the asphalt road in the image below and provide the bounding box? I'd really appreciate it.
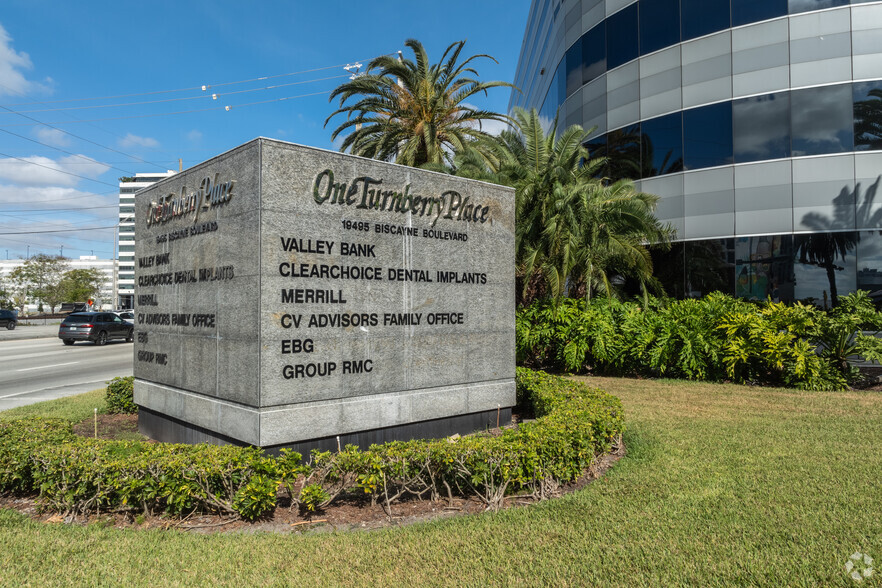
[0,326,133,411]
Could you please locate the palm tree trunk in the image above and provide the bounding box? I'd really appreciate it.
[586,262,593,303]
[825,260,839,307]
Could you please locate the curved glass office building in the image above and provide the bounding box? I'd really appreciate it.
[510,0,882,303]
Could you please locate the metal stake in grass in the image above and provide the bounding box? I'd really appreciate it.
[94,408,97,439]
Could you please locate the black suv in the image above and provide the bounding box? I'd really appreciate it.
[58,312,134,345]
[0,309,16,330]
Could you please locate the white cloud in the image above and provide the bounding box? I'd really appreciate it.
[0,154,110,187]
[118,133,159,149]
[0,183,116,212]
[0,22,40,98]
[186,129,203,143]
[34,127,70,147]
[475,117,511,136]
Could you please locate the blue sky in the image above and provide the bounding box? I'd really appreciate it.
[0,0,530,261]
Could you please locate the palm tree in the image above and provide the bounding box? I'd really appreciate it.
[794,187,859,307]
[325,39,512,168]
[490,108,672,301]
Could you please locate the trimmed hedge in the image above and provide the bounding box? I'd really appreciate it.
[105,376,136,414]
[517,291,882,391]
[0,369,623,519]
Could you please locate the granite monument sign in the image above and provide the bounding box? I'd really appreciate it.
[134,138,515,449]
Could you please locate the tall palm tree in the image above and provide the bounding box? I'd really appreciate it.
[490,108,672,301]
[325,39,512,168]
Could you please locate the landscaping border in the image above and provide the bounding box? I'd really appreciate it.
[0,369,624,520]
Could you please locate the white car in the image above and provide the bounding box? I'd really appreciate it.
[112,310,136,324]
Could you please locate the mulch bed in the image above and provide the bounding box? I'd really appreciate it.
[0,413,624,534]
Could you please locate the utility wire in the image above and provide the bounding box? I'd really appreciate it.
[0,102,170,170]
[0,151,118,187]
[0,127,136,177]
[0,225,120,235]
[0,55,390,107]
[11,74,350,114]
[0,89,334,127]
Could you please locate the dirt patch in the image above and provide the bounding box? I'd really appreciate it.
[0,437,624,535]
[72,413,142,441]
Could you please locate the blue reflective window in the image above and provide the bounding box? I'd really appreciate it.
[607,124,642,180]
[684,102,733,169]
[639,0,680,55]
[733,92,791,163]
[565,38,583,97]
[788,0,848,14]
[854,81,882,151]
[731,0,787,26]
[682,0,730,41]
[581,25,606,86]
[606,4,639,69]
[791,85,853,157]
[640,112,683,177]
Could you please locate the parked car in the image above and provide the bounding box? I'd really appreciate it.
[0,309,17,330]
[58,312,133,345]
[112,310,136,324]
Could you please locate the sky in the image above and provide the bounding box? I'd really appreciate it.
[0,0,531,261]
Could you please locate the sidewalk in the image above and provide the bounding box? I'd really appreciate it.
[0,324,59,341]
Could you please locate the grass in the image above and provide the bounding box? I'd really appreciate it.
[0,388,106,422]
[1,378,881,586]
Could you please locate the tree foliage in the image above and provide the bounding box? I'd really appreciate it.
[58,268,104,306]
[325,39,512,168]
[485,108,673,302]
[7,255,69,313]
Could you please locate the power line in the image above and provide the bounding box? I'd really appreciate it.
[0,56,390,107]
[0,225,120,235]
[0,102,169,170]
[0,205,118,213]
[0,127,137,177]
[10,74,350,114]
[0,89,334,127]
[0,151,118,187]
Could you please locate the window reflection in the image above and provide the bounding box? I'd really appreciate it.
[791,85,854,156]
[735,235,795,302]
[581,25,606,86]
[565,38,583,97]
[731,0,787,25]
[607,4,639,69]
[641,112,684,177]
[686,238,735,297]
[651,242,686,297]
[733,92,790,163]
[788,0,848,14]
[640,0,681,55]
[793,231,857,307]
[857,230,882,306]
[854,81,882,151]
[681,0,730,41]
[684,102,733,169]
[606,124,642,180]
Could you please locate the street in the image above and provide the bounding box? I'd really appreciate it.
[0,325,133,411]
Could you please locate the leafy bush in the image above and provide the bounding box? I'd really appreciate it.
[0,369,624,517]
[517,291,882,390]
[105,376,136,414]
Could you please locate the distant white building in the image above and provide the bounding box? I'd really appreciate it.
[118,171,176,308]
[0,255,117,312]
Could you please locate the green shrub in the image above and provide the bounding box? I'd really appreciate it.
[516,291,882,391]
[105,376,136,414]
[0,370,624,517]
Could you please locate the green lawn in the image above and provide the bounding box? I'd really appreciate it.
[1,378,880,586]
[0,388,105,422]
